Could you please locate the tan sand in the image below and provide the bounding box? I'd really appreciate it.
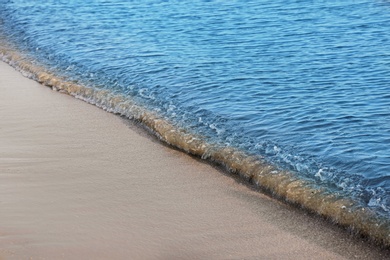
[0,60,388,259]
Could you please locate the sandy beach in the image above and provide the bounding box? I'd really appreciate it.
[0,60,388,259]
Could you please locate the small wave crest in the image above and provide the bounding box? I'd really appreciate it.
[1,41,390,247]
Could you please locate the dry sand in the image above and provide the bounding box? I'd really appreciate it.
[0,60,388,259]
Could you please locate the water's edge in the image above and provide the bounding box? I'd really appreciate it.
[1,40,389,248]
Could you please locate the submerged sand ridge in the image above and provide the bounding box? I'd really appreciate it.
[0,61,389,259]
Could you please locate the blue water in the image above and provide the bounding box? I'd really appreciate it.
[1,0,390,218]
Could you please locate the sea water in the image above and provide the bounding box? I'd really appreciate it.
[1,0,390,244]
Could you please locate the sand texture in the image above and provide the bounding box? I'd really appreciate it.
[0,61,389,259]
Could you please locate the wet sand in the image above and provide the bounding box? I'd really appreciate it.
[0,60,388,259]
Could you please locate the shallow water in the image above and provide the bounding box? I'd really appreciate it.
[1,0,390,232]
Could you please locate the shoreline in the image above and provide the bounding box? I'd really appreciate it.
[0,61,389,259]
[1,41,390,249]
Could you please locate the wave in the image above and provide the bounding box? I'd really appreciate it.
[1,39,390,247]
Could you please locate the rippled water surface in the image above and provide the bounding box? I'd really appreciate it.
[1,0,390,217]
